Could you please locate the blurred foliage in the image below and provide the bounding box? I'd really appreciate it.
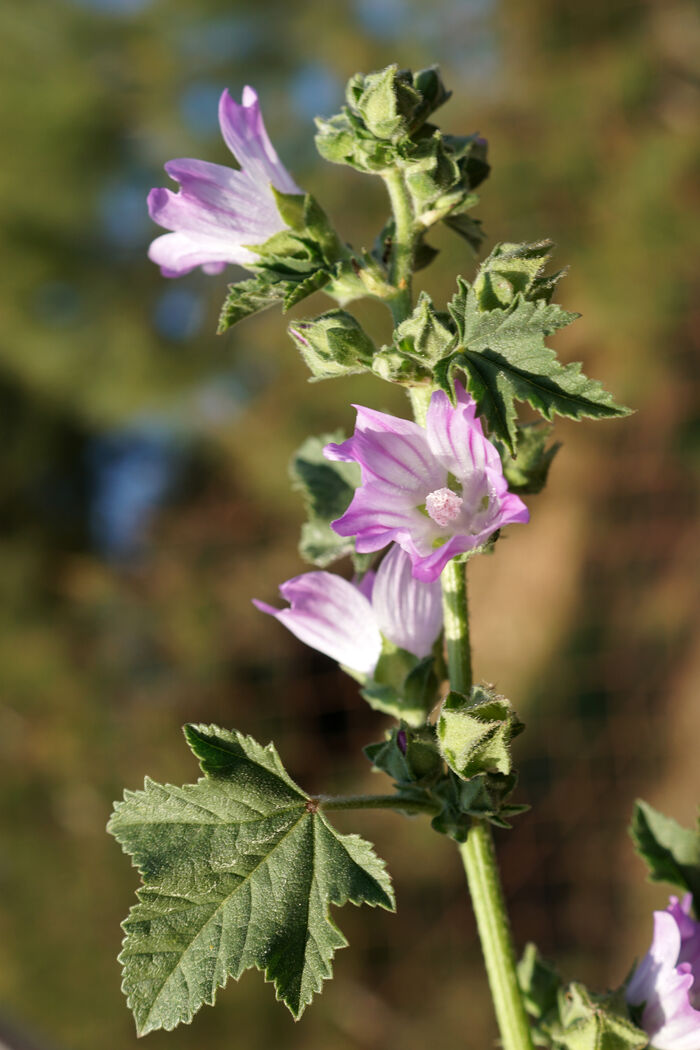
[0,1,699,1049]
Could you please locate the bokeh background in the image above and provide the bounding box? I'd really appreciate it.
[1,0,699,1047]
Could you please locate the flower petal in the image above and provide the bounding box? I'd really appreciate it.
[332,481,437,548]
[147,230,256,277]
[325,405,441,492]
[426,381,502,478]
[218,87,300,194]
[253,572,381,675]
[371,545,442,657]
[628,911,683,1007]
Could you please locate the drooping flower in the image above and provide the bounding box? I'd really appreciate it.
[324,382,529,582]
[147,87,301,277]
[253,544,442,676]
[627,894,700,1050]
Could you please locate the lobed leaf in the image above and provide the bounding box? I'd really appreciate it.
[439,284,630,452]
[108,725,394,1033]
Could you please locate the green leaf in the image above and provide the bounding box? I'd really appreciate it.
[440,280,631,452]
[547,984,648,1050]
[494,422,561,495]
[108,725,395,1032]
[217,277,286,333]
[437,685,524,779]
[289,432,370,569]
[630,799,700,901]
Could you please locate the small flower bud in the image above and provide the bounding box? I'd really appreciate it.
[288,310,375,379]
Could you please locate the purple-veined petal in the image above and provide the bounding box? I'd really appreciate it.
[332,482,438,551]
[253,572,381,675]
[325,405,440,491]
[148,186,277,244]
[147,230,257,278]
[628,903,700,1050]
[354,569,376,602]
[218,87,300,194]
[148,87,302,277]
[426,382,502,477]
[328,386,529,581]
[371,545,442,657]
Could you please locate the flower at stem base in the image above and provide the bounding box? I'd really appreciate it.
[627,894,700,1050]
[253,545,442,677]
[147,87,300,277]
[324,382,529,582]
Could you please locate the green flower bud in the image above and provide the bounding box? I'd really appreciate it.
[437,685,524,779]
[288,310,375,380]
[346,66,421,142]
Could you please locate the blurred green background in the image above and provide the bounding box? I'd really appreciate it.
[1,0,699,1047]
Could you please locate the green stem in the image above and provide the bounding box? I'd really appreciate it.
[386,150,533,1050]
[319,793,440,816]
[382,169,415,324]
[459,824,534,1050]
[440,562,533,1050]
[440,558,473,695]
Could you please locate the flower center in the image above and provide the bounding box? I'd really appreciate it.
[425,487,463,528]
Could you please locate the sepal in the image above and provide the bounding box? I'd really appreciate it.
[360,640,442,727]
[430,769,528,838]
[288,310,375,380]
[437,684,524,779]
[365,724,444,789]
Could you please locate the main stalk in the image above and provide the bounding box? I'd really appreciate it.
[383,169,534,1050]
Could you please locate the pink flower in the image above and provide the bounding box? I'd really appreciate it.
[627,894,700,1050]
[325,382,529,582]
[147,87,300,277]
[253,545,442,677]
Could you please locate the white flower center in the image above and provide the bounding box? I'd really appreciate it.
[425,487,463,528]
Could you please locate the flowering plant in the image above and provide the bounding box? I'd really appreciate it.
[107,64,700,1050]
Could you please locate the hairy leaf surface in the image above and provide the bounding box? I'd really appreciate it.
[108,725,394,1032]
[438,277,630,452]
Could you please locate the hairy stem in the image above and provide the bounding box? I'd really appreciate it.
[319,793,440,816]
[382,169,415,324]
[387,150,532,1050]
[440,558,473,695]
[459,823,535,1050]
[440,561,533,1050]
